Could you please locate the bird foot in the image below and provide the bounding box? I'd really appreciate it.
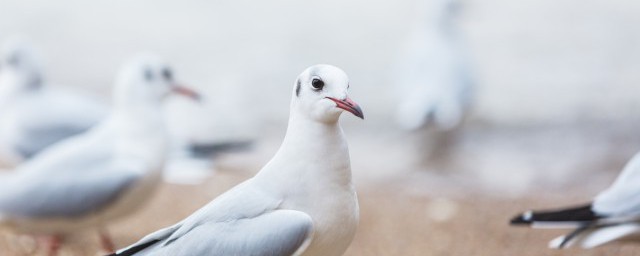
[98,229,115,253]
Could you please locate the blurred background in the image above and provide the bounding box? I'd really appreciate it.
[1,0,640,255]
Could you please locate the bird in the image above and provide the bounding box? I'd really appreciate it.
[110,64,364,256]
[394,0,473,131]
[0,53,200,256]
[510,152,640,249]
[0,38,240,183]
[0,37,108,165]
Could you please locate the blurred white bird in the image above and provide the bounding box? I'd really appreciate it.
[395,0,473,131]
[510,152,640,249]
[0,54,200,255]
[111,64,363,256]
[0,38,246,182]
[0,38,108,165]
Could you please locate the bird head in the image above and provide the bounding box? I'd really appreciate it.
[0,38,44,93]
[292,64,363,123]
[114,53,200,109]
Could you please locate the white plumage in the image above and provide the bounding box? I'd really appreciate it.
[112,64,363,256]
[0,38,108,165]
[0,54,200,255]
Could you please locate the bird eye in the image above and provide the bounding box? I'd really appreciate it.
[144,68,153,81]
[162,68,173,81]
[311,78,324,90]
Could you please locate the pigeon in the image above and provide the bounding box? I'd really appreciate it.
[510,152,640,249]
[0,38,108,165]
[0,53,200,255]
[110,64,364,256]
[394,0,473,131]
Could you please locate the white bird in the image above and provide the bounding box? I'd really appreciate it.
[0,38,234,183]
[0,38,108,165]
[0,54,200,255]
[510,152,640,249]
[111,64,364,256]
[395,0,473,131]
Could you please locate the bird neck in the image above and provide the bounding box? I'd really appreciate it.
[110,103,168,171]
[0,72,39,105]
[257,112,353,189]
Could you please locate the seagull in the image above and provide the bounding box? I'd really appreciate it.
[394,0,473,131]
[0,54,200,256]
[0,38,108,165]
[0,38,231,183]
[510,152,640,249]
[110,64,364,256]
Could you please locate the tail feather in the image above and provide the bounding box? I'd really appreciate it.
[549,235,570,249]
[551,226,590,249]
[578,223,640,249]
[108,239,160,256]
[188,140,253,158]
[510,203,603,228]
[548,223,640,249]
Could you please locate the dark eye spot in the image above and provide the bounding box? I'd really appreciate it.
[295,79,301,97]
[162,68,173,81]
[311,78,324,90]
[144,68,153,81]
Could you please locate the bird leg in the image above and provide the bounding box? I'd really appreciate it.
[36,235,61,256]
[98,228,115,253]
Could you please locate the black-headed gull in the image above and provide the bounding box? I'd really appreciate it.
[0,53,200,255]
[510,152,640,249]
[395,0,473,131]
[0,38,108,165]
[111,64,363,256]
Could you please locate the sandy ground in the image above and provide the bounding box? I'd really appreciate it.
[2,172,639,256]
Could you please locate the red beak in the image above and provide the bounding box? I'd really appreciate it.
[326,96,364,119]
[171,85,201,102]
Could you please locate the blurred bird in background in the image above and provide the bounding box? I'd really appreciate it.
[0,37,251,183]
[0,37,108,166]
[0,54,200,255]
[510,152,640,249]
[394,0,473,167]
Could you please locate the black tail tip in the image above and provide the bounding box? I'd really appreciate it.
[510,211,533,225]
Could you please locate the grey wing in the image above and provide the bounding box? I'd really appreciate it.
[14,90,107,158]
[122,210,313,256]
[0,166,139,218]
[187,140,254,158]
[111,223,184,256]
[15,124,92,158]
